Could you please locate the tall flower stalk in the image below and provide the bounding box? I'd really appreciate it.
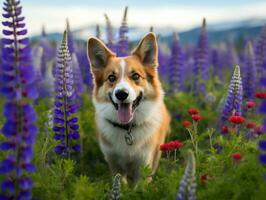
[53,31,80,158]
[0,0,38,198]
[169,32,184,93]
[104,13,116,52]
[176,150,197,200]
[116,6,129,57]
[221,65,243,122]
[243,42,256,100]
[193,18,209,95]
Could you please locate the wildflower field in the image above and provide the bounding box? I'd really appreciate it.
[0,0,266,199]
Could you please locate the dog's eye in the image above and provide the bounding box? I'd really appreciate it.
[132,73,140,81]
[108,74,116,83]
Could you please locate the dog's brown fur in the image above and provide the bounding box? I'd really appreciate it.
[87,33,170,185]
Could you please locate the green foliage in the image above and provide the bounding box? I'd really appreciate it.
[0,84,265,200]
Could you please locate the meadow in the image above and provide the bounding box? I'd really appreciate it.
[0,1,266,200]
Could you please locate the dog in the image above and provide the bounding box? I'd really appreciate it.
[87,32,170,185]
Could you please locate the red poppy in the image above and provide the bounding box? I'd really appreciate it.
[228,115,245,124]
[182,120,191,128]
[232,152,242,161]
[200,173,209,183]
[255,92,266,99]
[192,115,202,121]
[160,140,183,151]
[246,101,256,108]
[188,108,199,115]
[221,125,229,134]
[246,122,256,129]
[160,144,169,151]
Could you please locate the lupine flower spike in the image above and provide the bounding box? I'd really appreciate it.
[193,18,209,96]
[221,65,243,122]
[0,0,38,199]
[243,42,256,100]
[110,173,121,200]
[104,13,116,51]
[176,150,197,200]
[53,31,80,158]
[116,6,129,57]
[169,32,184,93]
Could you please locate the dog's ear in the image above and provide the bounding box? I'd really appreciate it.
[131,32,158,67]
[87,37,115,70]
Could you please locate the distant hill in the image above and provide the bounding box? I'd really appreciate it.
[31,18,265,46]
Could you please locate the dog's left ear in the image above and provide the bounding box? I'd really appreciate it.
[131,32,158,67]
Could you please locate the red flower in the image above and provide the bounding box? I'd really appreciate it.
[255,92,266,99]
[221,125,229,134]
[160,144,170,151]
[246,122,256,129]
[246,101,256,109]
[200,173,209,183]
[188,108,199,115]
[228,115,245,124]
[232,152,242,161]
[160,140,183,151]
[182,120,191,128]
[192,115,202,121]
[255,126,264,135]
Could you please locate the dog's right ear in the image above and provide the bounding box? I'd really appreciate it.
[87,37,115,70]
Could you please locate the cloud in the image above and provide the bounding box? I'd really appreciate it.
[22,2,266,36]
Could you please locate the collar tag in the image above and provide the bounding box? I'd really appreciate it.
[125,125,134,145]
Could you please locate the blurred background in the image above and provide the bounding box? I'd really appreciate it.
[21,0,266,45]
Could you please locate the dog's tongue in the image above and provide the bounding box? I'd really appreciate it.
[118,103,133,124]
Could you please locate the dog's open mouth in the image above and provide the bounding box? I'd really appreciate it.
[109,92,143,124]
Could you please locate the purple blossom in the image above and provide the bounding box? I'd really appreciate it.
[254,26,266,87]
[176,150,196,200]
[39,25,53,78]
[0,0,37,198]
[66,19,76,54]
[53,31,80,158]
[104,13,116,52]
[72,53,84,96]
[193,18,209,95]
[168,32,184,93]
[221,65,243,122]
[243,42,256,100]
[116,6,129,57]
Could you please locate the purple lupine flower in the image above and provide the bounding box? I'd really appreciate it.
[243,42,256,100]
[223,42,239,69]
[258,140,266,180]
[0,0,38,198]
[66,19,76,54]
[76,48,93,89]
[116,6,129,57]
[104,13,116,52]
[39,25,53,78]
[157,36,169,80]
[221,65,243,122]
[176,150,196,200]
[72,53,84,97]
[96,24,101,39]
[53,31,80,158]
[254,26,266,87]
[193,18,209,95]
[168,32,184,93]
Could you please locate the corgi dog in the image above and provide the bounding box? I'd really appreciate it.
[87,33,170,185]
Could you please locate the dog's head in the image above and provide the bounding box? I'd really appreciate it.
[87,33,162,124]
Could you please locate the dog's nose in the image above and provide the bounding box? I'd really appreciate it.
[115,89,129,101]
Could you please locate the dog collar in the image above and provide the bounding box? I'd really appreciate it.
[106,119,135,145]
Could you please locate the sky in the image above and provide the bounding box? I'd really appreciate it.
[17,0,266,35]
